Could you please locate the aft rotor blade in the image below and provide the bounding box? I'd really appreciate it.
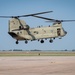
[19,11,53,17]
[0,11,53,18]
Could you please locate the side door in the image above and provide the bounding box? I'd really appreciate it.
[57,28,61,36]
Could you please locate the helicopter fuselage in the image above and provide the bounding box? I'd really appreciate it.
[8,25,66,40]
[8,18,67,44]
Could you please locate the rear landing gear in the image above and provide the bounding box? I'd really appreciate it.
[16,40,19,44]
[25,40,28,44]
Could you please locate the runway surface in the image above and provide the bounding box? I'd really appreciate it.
[0,56,75,75]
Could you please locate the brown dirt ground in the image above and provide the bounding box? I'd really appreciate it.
[0,56,75,75]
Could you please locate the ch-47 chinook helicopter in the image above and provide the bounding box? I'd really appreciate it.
[0,11,75,44]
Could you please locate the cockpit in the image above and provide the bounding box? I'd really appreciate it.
[53,22,61,25]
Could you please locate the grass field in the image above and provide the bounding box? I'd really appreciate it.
[0,51,75,56]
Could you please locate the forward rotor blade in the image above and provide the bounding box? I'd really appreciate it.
[60,20,75,22]
[46,20,75,22]
[0,16,13,18]
[32,15,75,23]
[32,15,55,21]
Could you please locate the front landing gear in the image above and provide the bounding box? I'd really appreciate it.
[16,40,19,44]
[40,39,44,43]
[49,39,53,43]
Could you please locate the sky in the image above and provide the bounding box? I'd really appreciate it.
[0,0,75,50]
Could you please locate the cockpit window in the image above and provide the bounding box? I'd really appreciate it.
[53,22,61,25]
[62,27,65,31]
[53,23,57,25]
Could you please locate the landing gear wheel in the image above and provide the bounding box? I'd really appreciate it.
[53,37,55,40]
[38,39,40,41]
[45,38,47,40]
[16,40,19,44]
[59,37,62,39]
[49,39,53,43]
[25,40,28,44]
[40,40,44,43]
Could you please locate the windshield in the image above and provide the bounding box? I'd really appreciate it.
[53,22,57,25]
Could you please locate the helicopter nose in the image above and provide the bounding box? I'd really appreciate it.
[65,31,67,35]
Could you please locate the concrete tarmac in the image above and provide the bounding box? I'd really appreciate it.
[0,56,75,75]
